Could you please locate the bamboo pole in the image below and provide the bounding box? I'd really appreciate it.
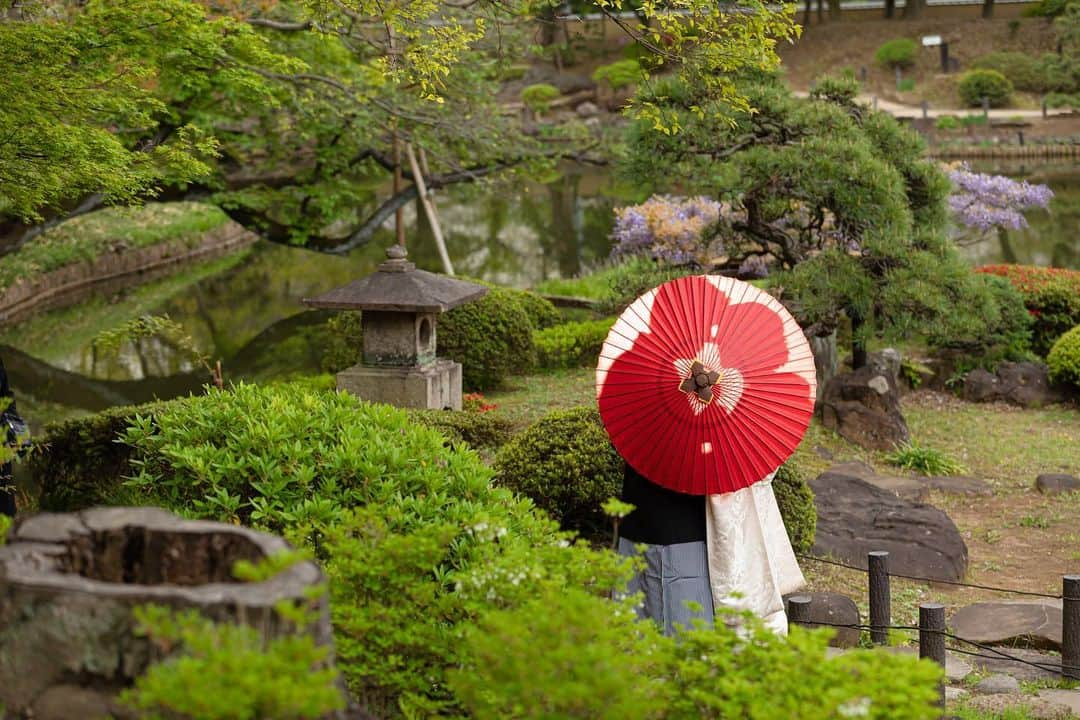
[406,143,454,276]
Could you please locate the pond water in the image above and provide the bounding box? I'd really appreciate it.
[3,161,1077,422]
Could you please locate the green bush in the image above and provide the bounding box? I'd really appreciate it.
[27,400,175,511]
[772,461,816,554]
[508,287,561,330]
[591,59,643,90]
[320,310,362,373]
[875,39,918,69]
[121,605,344,719]
[409,408,513,450]
[452,587,944,720]
[494,407,623,537]
[957,70,1014,107]
[971,52,1050,92]
[601,256,697,313]
[440,285,537,390]
[977,265,1080,356]
[520,83,560,113]
[534,317,616,369]
[1048,324,1080,388]
[935,115,960,131]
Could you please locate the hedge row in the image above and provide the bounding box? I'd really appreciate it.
[976,264,1080,356]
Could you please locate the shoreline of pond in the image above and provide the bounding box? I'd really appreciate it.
[0,222,257,328]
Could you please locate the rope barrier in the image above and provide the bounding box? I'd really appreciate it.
[786,618,1080,674]
[796,553,1070,600]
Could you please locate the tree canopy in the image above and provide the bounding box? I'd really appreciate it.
[620,72,1030,365]
[1,0,797,252]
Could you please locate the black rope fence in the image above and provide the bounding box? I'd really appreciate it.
[796,553,1072,600]
[784,550,1080,688]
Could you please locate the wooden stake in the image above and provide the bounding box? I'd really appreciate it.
[393,134,406,247]
[406,143,454,276]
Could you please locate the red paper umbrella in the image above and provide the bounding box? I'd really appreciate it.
[596,275,816,495]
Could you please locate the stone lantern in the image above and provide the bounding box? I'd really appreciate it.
[303,246,487,410]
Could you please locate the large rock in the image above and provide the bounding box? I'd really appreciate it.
[950,601,1063,652]
[783,591,861,647]
[866,348,902,392]
[810,467,968,582]
[0,507,340,719]
[962,361,1070,408]
[820,366,910,450]
[1036,473,1080,495]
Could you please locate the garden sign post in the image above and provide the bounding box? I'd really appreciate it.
[303,245,487,410]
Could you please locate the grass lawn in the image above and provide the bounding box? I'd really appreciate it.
[488,367,1080,641]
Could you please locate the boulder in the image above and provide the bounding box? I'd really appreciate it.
[0,507,340,719]
[810,467,968,582]
[783,591,862,647]
[521,67,594,94]
[1036,473,1080,495]
[962,361,1070,408]
[820,366,910,450]
[950,601,1063,652]
[866,348,902,392]
[575,101,600,118]
[922,475,994,496]
[975,674,1022,695]
[822,461,927,501]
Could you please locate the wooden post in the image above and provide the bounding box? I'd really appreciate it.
[982,96,990,121]
[788,595,813,631]
[1043,98,1048,119]
[1064,575,1080,681]
[919,603,947,709]
[392,135,406,247]
[869,551,891,646]
[921,100,929,120]
[405,144,454,276]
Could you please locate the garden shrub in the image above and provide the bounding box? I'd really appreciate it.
[319,310,362,373]
[520,83,560,113]
[534,317,616,369]
[28,400,176,511]
[935,115,959,131]
[772,460,816,554]
[875,38,918,69]
[601,256,697,312]
[409,408,513,450]
[969,51,1074,93]
[121,604,343,720]
[452,587,944,720]
[507,287,561,330]
[886,440,967,476]
[439,285,537,390]
[957,69,1014,107]
[1048,324,1080,389]
[976,265,1080,355]
[591,59,643,90]
[494,407,623,537]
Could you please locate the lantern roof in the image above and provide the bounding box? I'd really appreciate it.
[302,245,487,313]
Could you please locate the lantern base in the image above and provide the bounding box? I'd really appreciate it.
[336,358,462,410]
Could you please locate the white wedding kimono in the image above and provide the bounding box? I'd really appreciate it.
[705,471,806,634]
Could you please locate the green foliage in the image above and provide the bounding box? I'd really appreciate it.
[510,288,562,330]
[978,265,1080,356]
[958,70,1014,108]
[886,441,967,476]
[320,311,363,374]
[94,313,215,380]
[592,59,644,90]
[28,401,173,511]
[494,407,624,537]
[0,3,286,223]
[452,590,943,720]
[1047,325,1080,389]
[875,39,919,69]
[408,408,513,450]
[439,286,537,391]
[601,256,697,313]
[0,515,10,544]
[897,78,916,92]
[521,83,560,113]
[772,461,817,554]
[120,605,343,720]
[969,52,1079,94]
[935,115,960,131]
[0,203,227,291]
[534,318,616,369]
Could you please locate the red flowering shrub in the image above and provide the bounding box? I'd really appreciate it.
[463,392,497,413]
[976,265,1080,355]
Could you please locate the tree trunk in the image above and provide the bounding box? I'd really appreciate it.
[982,0,994,18]
[816,0,824,23]
[809,331,838,405]
[828,0,842,21]
[884,0,895,19]
[902,0,923,19]
[804,0,813,25]
[850,312,868,369]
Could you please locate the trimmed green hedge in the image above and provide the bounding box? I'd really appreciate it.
[1048,325,1080,389]
[958,70,1014,108]
[875,39,917,69]
[773,460,816,554]
[535,317,616,369]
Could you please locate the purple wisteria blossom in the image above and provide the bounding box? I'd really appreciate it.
[610,195,723,265]
[947,165,1054,232]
